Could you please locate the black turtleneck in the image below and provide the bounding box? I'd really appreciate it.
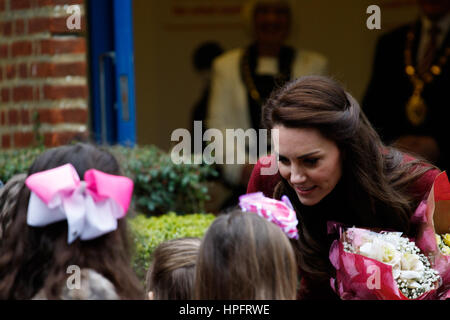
[286,178,355,247]
[282,179,357,299]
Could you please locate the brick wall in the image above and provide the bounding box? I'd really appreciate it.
[0,0,88,149]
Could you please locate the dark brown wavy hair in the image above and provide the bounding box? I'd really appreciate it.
[195,210,297,300]
[0,143,144,299]
[263,76,437,282]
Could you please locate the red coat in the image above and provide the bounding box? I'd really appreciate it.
[247,154,441,299]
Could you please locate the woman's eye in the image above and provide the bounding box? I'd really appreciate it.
[278,157,290,165]
[304,158,319,166]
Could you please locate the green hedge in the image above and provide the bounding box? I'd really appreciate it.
[0,145,218,215]
[110,145,218,215]
[0,147,45,183]
[128,212,215,282]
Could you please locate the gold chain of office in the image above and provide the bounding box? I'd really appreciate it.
[241,49,290,106]
[404,27,450,126]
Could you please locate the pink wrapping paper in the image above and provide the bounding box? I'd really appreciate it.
[411,171,450,299]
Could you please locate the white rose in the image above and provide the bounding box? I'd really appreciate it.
[399,252,424,280]
[359,238,401,275]
[401,252,424,271]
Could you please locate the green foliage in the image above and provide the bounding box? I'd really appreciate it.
[0,145,218,215]
[128,212,215,282]
[110,145,218,215]
[0,147,45,182]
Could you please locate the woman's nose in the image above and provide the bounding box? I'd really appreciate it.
[290,166,307,184]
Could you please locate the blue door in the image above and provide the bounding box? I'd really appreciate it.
[88,0,136,146]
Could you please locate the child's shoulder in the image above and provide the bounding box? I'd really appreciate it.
[32,269,119,300]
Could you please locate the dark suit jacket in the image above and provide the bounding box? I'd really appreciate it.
[362,21,450,171]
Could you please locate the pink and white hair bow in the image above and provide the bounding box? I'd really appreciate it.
[239,192,299,239]
[25,163,134,244]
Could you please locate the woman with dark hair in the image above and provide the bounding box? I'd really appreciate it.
[0,143,144,299]
[247,75,442,299]
[195,210,297,300]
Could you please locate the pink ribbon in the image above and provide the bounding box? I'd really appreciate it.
[239,192,299,239]
[25,164,134,244]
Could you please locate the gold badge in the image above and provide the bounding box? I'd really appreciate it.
[406,93,427,126]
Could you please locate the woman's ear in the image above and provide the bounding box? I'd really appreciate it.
[147,291,154,300]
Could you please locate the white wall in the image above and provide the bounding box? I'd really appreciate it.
[134,0,419,150]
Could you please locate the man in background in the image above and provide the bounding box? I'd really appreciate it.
[363,0,450,171]
[207,0,328,208]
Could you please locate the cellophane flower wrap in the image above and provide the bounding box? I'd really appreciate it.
[239,192,299,239]
[411,171,450,299]
[329,225,442,300]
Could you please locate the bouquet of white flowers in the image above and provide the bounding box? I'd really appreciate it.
[330,226,441,299]
[330,171,450,300]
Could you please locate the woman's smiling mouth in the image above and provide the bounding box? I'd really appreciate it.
[295,186,317,195]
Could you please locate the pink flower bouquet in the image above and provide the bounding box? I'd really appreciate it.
[329,226,442,300]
